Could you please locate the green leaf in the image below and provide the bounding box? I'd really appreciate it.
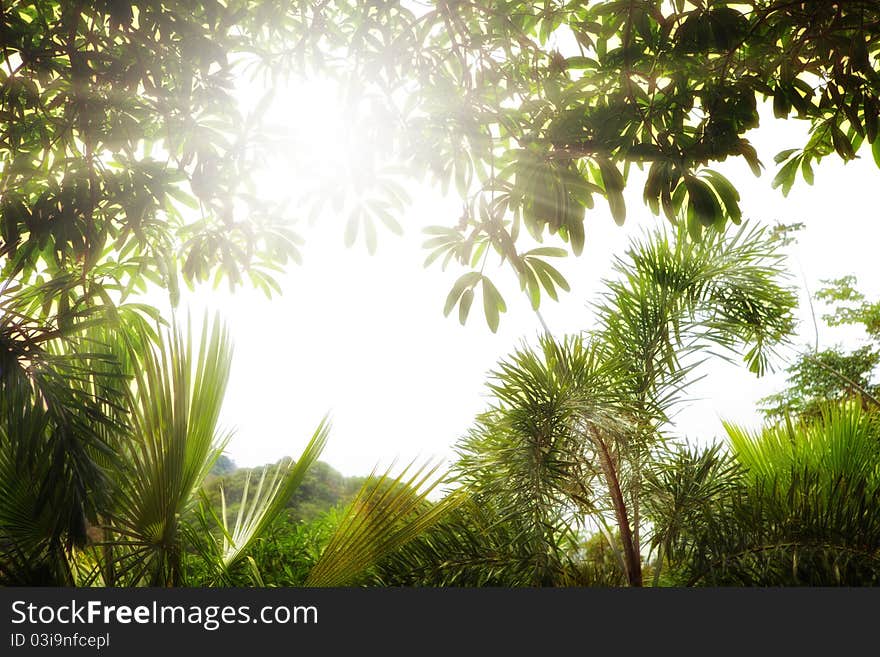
[344,210,359,248]
[367,200,403,235]
[685,176,722,226]
[660,185,675,222]
[801,157,814,185]
[523,268,541,309]
[598,159,626,225]
[458,288,474,325]
[830,124,855,160]
[422,235,457,249]
[843,99,864,137]
[702,170,742,224]
[864,97,878,143]
[738,140,763,176]
[686,204,703,242]
[529,262,561,303]
[423,245,453,269]
[525,247,568,258]
[568,212,585,256]
[481,276,505,333]
[773,148,799,165]
[364,215,377,255]
[773,90,791,119]
[531,258,570,293]
[564,56,599,69]
[454,157,471,197]
[771,156,801,197]
[443,272,481,317]
[470,240,488,268]
[167,185,200,210]
[423,225,459,236]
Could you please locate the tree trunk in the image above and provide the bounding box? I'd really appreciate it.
[592,427,642,587]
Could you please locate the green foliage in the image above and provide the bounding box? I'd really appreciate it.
[380,221,795,586]
[0,302,150,584]
[4,0,879,589]
[727,405,880,492]
[0,1,307,559]
[651,406,880,586]
[405,0,880,327]
[0,1,303,303]
[204,463,458,588]
[1,311,450,587]
[219,511,341,587]
[761,347,880,420]
[598,221,797,388]
[304,461,460,587]
[208,419,330,578]
[643,443,743,586]
[0,313,237,585]
[372,493,626,587]
[4,1,876,337]
[204,460,366,523]
[761,277,880,420]
[447,336,624,586]
[816,276,880,340]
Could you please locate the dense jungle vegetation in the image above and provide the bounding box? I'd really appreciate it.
[2,0,880,586]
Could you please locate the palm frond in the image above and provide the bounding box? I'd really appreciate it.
[305,460,460,587]
[652,406,880,585]
[215,417,330,572]
[725,402,880,490]
[0,281,149,583]
[108,313,233,585]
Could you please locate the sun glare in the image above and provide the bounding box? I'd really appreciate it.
[250,76,390,208]
[271,78,348,168]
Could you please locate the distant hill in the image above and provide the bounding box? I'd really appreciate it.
[211,454,237,475]
[204,457,366,522]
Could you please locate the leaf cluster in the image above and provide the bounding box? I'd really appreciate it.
[761,277,880,420]
[400,0,880,328]
[650,405,880,586]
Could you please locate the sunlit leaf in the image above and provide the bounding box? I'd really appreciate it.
[459,288,474,325]
[481,276,506,333]
[443,272,481,317]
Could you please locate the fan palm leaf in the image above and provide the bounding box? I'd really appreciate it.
[213,417,331,573]
[103,313,233,585]
[304,460,461,587]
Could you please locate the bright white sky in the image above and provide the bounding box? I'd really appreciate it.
[175,80,880,478]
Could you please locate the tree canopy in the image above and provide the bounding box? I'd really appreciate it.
[761,276,880,419]
[3,1,880,333]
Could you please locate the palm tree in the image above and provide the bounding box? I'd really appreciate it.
[590,220,796,584]
[0,279,139,585]
[406,221,796,586]
[2,306,457,586]
[447,335,629,586]
[44,312,327,586]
